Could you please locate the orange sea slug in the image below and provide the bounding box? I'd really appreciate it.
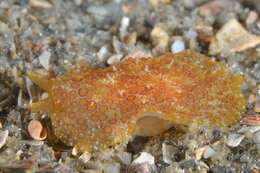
[28,51,245,152]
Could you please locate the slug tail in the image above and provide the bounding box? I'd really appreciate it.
[27,71,52,92]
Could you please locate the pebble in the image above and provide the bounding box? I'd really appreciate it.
[195,147,205,160]
[25,77,34,102]
[112,37,127,54]
[248,94,256,104]
[181,0,196,9]
[254,102,260,113]
[197,161,209,171]
[238,126,260,134]
[97,46,111,63]
[253,131,260,144]
[171,39,185,53]
[165,163,184,173]
[116,151,132,165]
[125,51,152,59]
[103,162,120,173]
[17,89,24,108]
[246,11,258,25]
[210,165,236,173]
[38,50,51,70]
[129,163,154,173]
[199,0,237,18]
[132,152,155,165]
[0,21,10,34]
[226,133,245,147]
[149,0,171,7]
[87,5,109,19]
[107,54,124,65]
[120,16,130,34]
[72,147,78,156]
[125,32,137,45]
[185,30,198,40]
[187,140,198,151]
[162,143,175,164]
[210,128,222,142]
[209,18,260,56]
[179,159,197,169]
[198,0,224,17]
[82,170,102,173]
[0,130,8,149]
[24,140,45,146]
[151,26,169,49]
[79,152,91,164]
[251,169,260,173]
[195,25,214,43]
[203,146,216,159]
[74,0,82,6]
[29,0,53,9]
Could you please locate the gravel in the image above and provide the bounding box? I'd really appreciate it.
[0,0,259,172]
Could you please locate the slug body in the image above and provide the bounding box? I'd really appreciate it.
[28,51,245,152]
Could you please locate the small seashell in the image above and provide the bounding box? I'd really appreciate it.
[28,120,47,140]
[241,115,260,126]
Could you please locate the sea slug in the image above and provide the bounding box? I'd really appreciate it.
[28,51,245,152]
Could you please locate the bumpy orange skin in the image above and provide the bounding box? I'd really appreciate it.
[30,51,245,152]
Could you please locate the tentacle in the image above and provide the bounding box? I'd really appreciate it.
[27,71,52,92]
